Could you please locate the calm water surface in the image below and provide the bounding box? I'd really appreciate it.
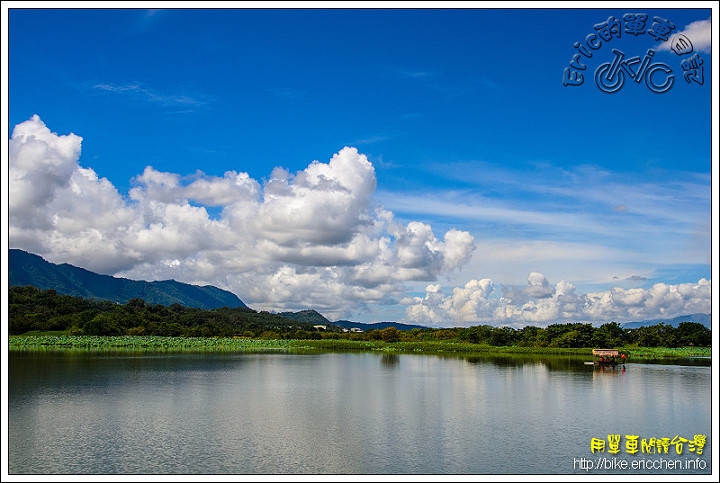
[8,351,712,475]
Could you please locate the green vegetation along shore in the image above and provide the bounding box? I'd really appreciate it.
[8,286,711,363]
[9,286,712,350]
[8,335,711,364]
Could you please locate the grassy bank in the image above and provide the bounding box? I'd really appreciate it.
[8,335,293,353]
[7,335,712,362]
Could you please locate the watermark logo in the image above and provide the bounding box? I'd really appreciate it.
[562,13,705,93]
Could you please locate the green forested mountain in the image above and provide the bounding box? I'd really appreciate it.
[9,249,246,310]
[8,249,711,333]
[7,285,328,337]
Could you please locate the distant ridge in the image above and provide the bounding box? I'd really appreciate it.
[8,249,247,310]
[621,313,711,329]
[276,312,427,331]
[331,320,428,331]
[331,317,711,332]
[277,309,331,325]
[10,249,710,328]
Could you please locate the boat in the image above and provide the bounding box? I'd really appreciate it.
[584,349,627,367]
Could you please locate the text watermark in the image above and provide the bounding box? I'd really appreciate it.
[589,433,707,455]
[562,13,705,93]
[573,456,707,472]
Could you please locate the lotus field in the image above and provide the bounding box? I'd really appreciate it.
[8,335,295,353]
[7,335,712,362]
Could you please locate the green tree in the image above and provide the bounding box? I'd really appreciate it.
[489,326,518,346]
[516,325,543,347]
[628,324,675,347]
[126,298,146,309]
[83,313,122,335]
[126,326,146,336]
[592,322,625,348]
[380,326,401,342]
[675,322,711,346]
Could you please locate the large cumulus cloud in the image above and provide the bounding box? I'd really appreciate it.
[8,116,711,325]
[8,115,476,320]
[402,273,712,327]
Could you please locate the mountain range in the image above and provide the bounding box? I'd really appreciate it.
[620,313,711,329]
[8,249,246,310]
[331,320,429,331]
[8,248,711,329]
[277,310,428,331]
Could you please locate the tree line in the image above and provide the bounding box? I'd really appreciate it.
[8,285,711,347]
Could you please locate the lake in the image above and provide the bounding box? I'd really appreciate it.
[7,350,712,476]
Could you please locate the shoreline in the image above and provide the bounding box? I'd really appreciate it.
[8,335,712,363]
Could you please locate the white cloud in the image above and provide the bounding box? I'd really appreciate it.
[8,115,476,320]
[252,148,378,248]
[402,274,712,328]
[655,18,712,54]
[8,116,711,325]
[89,81,211,108]
[379,159,711,300]
[9,115,82,228]
[523,272,554,298]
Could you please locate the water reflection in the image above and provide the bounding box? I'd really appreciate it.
[9,350,248,396]
[460,352,709,371]
[8,351,712,475]
[380,353,400,367]
[592,364,627,376]
[462,353,591,372]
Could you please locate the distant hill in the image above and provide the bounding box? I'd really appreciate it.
[277,309,331,325]
[332,317,710,332]
[8,249,247,310]
[276,312,427,331]
[10,249,710,329]
[331,320,428,331]
[621,313,711,329]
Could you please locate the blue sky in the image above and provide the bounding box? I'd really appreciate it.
[4,4,716,327]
